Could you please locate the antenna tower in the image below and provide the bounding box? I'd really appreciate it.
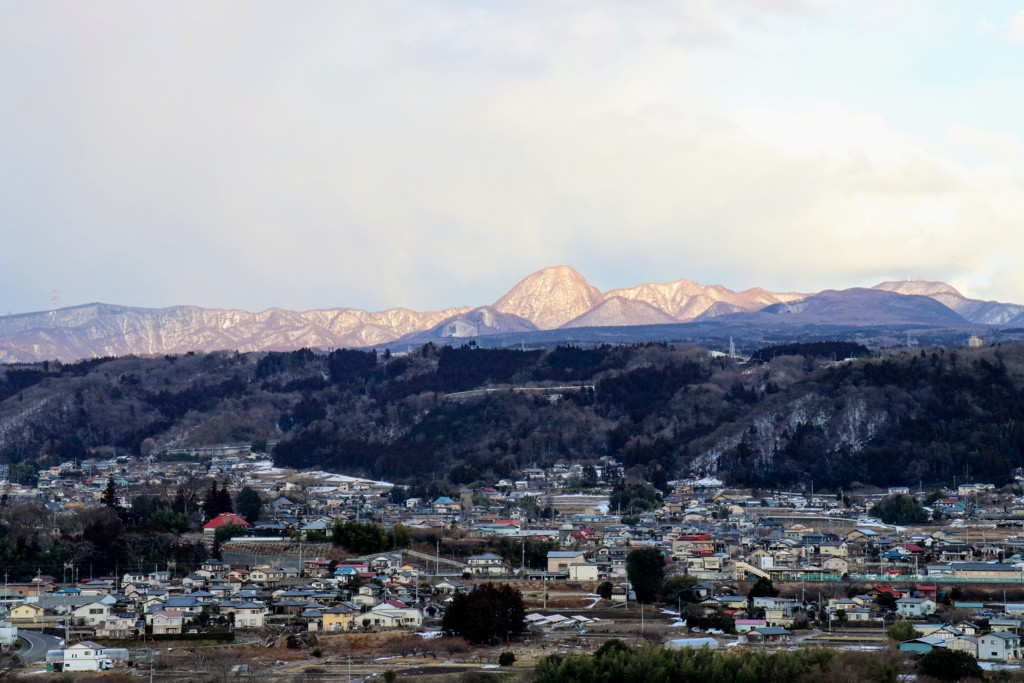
[728,337,736,358]
[51,289,60,312]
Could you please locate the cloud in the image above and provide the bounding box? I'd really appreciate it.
[978,9,1024,43]
[1,1,1024,315]
[948,124,1024,161]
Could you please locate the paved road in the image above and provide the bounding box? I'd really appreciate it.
[17,630,63,662]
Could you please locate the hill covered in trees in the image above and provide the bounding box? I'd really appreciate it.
[2,340,1024,490]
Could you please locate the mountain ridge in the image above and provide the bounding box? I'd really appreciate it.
[1,267,1018,362]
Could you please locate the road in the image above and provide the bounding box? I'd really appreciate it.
[17,630,63,662]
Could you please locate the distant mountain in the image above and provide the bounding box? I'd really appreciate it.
[755,288,969,326]
[493,265,604,330]
[0,303,467,363]
[873,280,1024,325]
[403,307,538,341]
[606,280,804,321]
[1,267,1019,363]
[562,296,680,328]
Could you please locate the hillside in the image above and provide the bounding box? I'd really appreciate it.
[3,342,1024,490]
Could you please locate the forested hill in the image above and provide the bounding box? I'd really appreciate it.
[2,341,1023,490]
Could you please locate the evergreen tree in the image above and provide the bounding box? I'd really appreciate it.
[626,547,665,604]
[441,583,525,644]
[235,486,262,523]
[217,484,233,515]
[917,649,982,681]
[101,475,118,508]
[202,481,233,521]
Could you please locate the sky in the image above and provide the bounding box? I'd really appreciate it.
[2,0,1024,315]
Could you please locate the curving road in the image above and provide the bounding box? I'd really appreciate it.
[17,631,63,662]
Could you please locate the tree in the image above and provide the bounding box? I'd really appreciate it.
[660,574,700,605]
[101,475,118,509]
[626,547,665,604]
[746,577,779,602]
[870,494,928,525]
[916,649,983,682]
[596,581,614,600]
[886,620,920,642]
[202,481,233,522]
[234,486,262,524]
[441,583,525,645]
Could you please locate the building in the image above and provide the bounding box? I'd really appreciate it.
[466,553,509,576]
[746,627,792,644]
[202,513,251,535]
[895,597,937,617]
[547,551,587,574]
[978,632,1022,662]
[61,642,113,672]
[321,605,356,632]
[149,610,184,635]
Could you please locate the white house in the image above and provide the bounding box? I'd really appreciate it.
[71,601,112,628]
[149,610,184,635]
[367,601,422,629]
[219,602,267,629]
[61,641,113,672]
[95,614,141,639]
[466,553,509,576]
[568,563,600,581]
[979,632,1022,662]
[895,597,937,617]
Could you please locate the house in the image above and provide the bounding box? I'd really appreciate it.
[734,619,766,634]
[568,563,600,581]
[362,553,404,575]
[717,595,749,611]
[202,512,251,535]
[150,610,184,635]
[466,553,509,576]
[249,567,286,587]
[9,603,47,625]
[219,602,267,629]
[823,557,849,574]
[746,627,792,643]
[322,605,356,632]
[71,601,112,627]
[367,601,423,629]
[947,636,979,657]
[61,641,113,672]
[95,614,141,639]
[352,584,383,608]
[547,551,587,574]
[899,636,948,655]
[432,497,459,515]
[895,597,936,617]
[433,578,464,595]
[978,632,1022,662]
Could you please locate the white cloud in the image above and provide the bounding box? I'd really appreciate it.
[947,125,1024,161]
[978,9,1024,42]
[1,1,1024,314]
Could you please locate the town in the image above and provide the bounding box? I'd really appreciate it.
[2,446,1024,679]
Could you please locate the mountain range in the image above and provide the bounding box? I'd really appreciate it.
[2,265,1022,363]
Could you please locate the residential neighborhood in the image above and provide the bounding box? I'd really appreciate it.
[5,448,1024,676]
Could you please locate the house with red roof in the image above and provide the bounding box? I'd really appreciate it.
[202,512,251,535]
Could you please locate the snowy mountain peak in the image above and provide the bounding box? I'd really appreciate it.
[493,265,604,330]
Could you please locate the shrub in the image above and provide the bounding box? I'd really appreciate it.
[498,651,516,666]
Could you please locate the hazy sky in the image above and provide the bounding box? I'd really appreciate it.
[3,1,1024,315]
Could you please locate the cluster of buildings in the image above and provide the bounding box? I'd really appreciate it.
[11,447,1024,669]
